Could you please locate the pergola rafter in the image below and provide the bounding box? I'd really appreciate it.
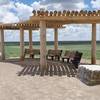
[0,23,64,30]
[32,10,100,16]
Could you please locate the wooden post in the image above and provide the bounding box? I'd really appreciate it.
[29,29,33,50]
[20,28,24,60]
[54,28,58,50]
[0,29,5,60]
[91,23,96,64]
[40,21,47,71]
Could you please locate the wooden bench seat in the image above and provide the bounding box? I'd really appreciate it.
[46,49,62,61]
[62,50,76,63]
[70,51,83,68]
[62,50,83,67]
[24,48,40,59]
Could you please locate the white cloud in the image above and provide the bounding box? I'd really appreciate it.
[46,24,99,41]
[91,0,100,9]
[14,2,33,20]
[31,1,46,10]
[38,0,88,10]
[0,1,33,23]
[4,30,20,41]
[0,0,88,23]
[0,1,19,23]
[0,0,9,5]
[75,2,88,10]
[0,0,100,42]
[2,12,19,23]
[58,24,92,41]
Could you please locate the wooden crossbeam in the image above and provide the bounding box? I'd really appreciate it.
[32,10,100,17]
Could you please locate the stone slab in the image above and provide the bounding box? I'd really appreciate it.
[77,65,100,85]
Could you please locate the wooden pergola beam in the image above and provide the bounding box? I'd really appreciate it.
[54,28,58,50]
[0,28,38,30]
[91,23,96,64]
[29,29,33,50]
[0,29,5,60]
[0,24,64,30]
[20,28,24,60]
[30,10,100,24]
[30,16,100,24]
[40,21,47,72]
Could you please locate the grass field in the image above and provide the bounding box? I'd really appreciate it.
[5,42,100,59]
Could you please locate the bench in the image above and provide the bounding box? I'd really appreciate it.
[77,65,100,85]
[62,50,76,63]
[24,48,40,59]
[46,49,62,61]
[70,51,83,68]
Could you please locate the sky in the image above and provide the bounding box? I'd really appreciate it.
[0,0,100,41]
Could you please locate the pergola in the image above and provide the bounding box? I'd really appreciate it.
[0,10,100,70]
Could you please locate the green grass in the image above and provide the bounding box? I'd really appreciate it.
[5,43,100,59]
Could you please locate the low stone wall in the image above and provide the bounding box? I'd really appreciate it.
[77,65,100,85]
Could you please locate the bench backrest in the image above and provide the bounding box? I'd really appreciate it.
[64,50,71,57]
[71,51,83,68]
[48,50,55,55]
[64,50,76,58]
[69,51,76,58]
[24,49,40,55]
[73,51,83,61]
[55,50,62,56]
[31,49,40,54]
[24,49,30,54]
[47,49,62,56]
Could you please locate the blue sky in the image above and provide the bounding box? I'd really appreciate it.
[0,0,100,41]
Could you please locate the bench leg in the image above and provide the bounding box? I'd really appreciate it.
[54,56,59,61]
[58,57,60,61]
[30,54,31,58]
[46,55,48,60]
[30,54,34,59]
[67,58,69,63]
[32,55,34,59]
[23,54,25,59]
[51,56,54,60]
[62,58,64,62]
